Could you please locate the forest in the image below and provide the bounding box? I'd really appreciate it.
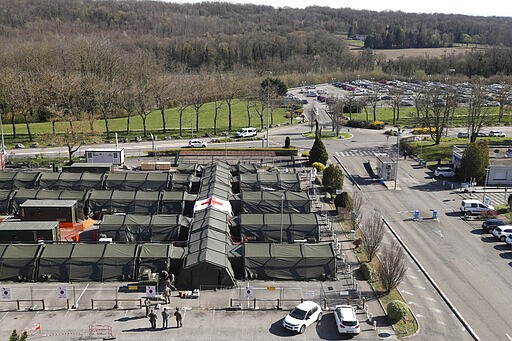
[1,0,512,146]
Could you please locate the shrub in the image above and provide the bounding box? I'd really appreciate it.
[284,136,291,148]
[368,121,385,130]
[412,127,436,135]
[359,263,374,281]
[311,162,325,172]
[302,151,310,157]
[309,134,329,165]
[386,300,409,323]
[345,120,367,128]
[334,192,352,209]
[322,164,344,193]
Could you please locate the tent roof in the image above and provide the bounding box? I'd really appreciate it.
[89,190,113,200]
[0,244,42,259]
[0,172,16,181]
[135,191,161,201]
[39,243,74,258]
[244,243,334,258]
[138,243,173,258]
[0,221,59,231]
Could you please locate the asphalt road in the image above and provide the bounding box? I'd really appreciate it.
[333,127,512,341]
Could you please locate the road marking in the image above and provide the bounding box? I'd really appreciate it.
[505,333,512,341]
[75,283,89,307]
[0,312,8,322]
[415,313,424,318]
[400,289,413,295]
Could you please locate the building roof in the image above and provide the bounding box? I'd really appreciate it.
[21,199,77,208]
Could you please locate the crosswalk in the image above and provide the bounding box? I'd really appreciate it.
[336,146,396,157]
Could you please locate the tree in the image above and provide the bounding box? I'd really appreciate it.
[466,82,493,142]
[458,140,489,183]
[322,164,344,193]
[379,241,408,293]
[326,97,345,136]
[360,211,385,262]
[308,133,328,165]
[9,329,27,341]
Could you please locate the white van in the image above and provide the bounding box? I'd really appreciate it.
[460,199,495,215]
[235,127,257,138]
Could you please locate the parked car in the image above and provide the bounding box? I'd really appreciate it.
[505,234,512,246]
[492,226,512,241]
[282,301,322,334]
[489,130,506,137]
[482,219,508,233]
[460,199,495,215]
[476,132,489,137]
[457,132,469,138]
[306,91,317,97]
[14,143,25,149]
[187,139,207,148]
[434,166,456,178]
[334,305,360,334]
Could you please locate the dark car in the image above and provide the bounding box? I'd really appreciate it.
[482,219,507,233]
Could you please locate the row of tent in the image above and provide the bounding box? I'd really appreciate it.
[0,171,197,192]
[0,242,336,285]
[0,170,304,193]
[0,189,311,217]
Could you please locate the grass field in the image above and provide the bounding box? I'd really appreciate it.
[0,99,293,147]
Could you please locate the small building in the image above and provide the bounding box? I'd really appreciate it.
[376,155,396,181]
[453,145,512,185]
[20,199,80,222]
[85,148,125,165]
[0,221,60,243]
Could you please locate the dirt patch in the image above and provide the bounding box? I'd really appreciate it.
[350,46,486,60]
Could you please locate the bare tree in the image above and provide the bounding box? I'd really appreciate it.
[360,211,385,262]
[467,82,493,142]
[378,240,408,293]
[351,191,364,228]
[326,97,344,136]
[389,86,404,125]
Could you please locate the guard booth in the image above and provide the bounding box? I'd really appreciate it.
[376,155,396,181]
[85,148,125,166]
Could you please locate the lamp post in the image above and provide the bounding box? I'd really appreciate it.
[280,193,284,243]
[266,71,272,148]
[483,168,490,203]
[394,129,401,190]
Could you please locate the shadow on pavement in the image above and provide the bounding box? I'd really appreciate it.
[499,252,512,260]
[268,318,294,337]
[481,236,497,243]
[470,228,485,235]
[116,316,146,322]
[494,244,510,251]
[316,312,354,340]
[122,327,158,332]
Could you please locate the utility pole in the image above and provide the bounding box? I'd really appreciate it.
[394,130,401,190]
[266,71,272,148]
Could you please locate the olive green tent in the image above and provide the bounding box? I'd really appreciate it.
[235,191,311,215]
[104,172,170,191]
[37,243,74,282]
[240,213,319,243]
[38,172,105,191]
[239,173,301,192]
[0,189,15,214]
[0,171,41,189]
[0,244,42,281]
[137,243,186,280]
[244,243,335,281]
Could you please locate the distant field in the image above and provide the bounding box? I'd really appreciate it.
[349,45,485,60]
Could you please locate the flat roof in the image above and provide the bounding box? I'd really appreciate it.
[20,199,77,208]
[0,221,59,230]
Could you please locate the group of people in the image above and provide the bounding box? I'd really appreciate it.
[144,270,182,330]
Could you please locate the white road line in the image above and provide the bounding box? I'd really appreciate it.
[505,333,512,341]
[0,312,8,322]
[75,283,90,307]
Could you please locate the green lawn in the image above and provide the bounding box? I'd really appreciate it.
[1,99,293,147]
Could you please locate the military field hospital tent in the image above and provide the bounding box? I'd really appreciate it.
[240,213,320,243]
[38,172,105,191]
[244,243,335,281]
[0,244,42,281]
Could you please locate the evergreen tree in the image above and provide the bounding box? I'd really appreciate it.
[458,140,489,183]
[309,133,328,165]
[322,164,344,193]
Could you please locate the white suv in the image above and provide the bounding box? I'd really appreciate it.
[505,234,512,247]
[334,305,360,334]
[489,130,506,137]
[234,127,257,138]
[492,226,512,241]
[282,301,322,334]
[434,167,455,178]
[187,139,207,148]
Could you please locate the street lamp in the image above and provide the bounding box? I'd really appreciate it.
[483,168,490,203]
[280,193,284,243]
[266,70,272,148]
[394,129,402,190]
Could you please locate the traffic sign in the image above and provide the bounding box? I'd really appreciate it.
[57,286,67,298]
[243,286,254,299]
[146,286,156,298]
[1,287,11,299]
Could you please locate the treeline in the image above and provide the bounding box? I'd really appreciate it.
[1,0,512,75]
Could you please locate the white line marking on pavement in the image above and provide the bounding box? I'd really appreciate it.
[415,313,424,318]
[0,312,8,322]
[75,283,89,307]
[425,296,436,302]
[400,289,413,295]
[505,333,512,341]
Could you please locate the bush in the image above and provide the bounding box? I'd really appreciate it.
[412,127,437,135]
[386,300,409,323]
[322,164,344,193]
[345,120,367,128]
[334,192,352,209]
[309,134,329,165]
[311,162,325,172]
[368,121,385,130]
[359,263,374,281]
[284,136,291,148]
[302,151,310,157]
